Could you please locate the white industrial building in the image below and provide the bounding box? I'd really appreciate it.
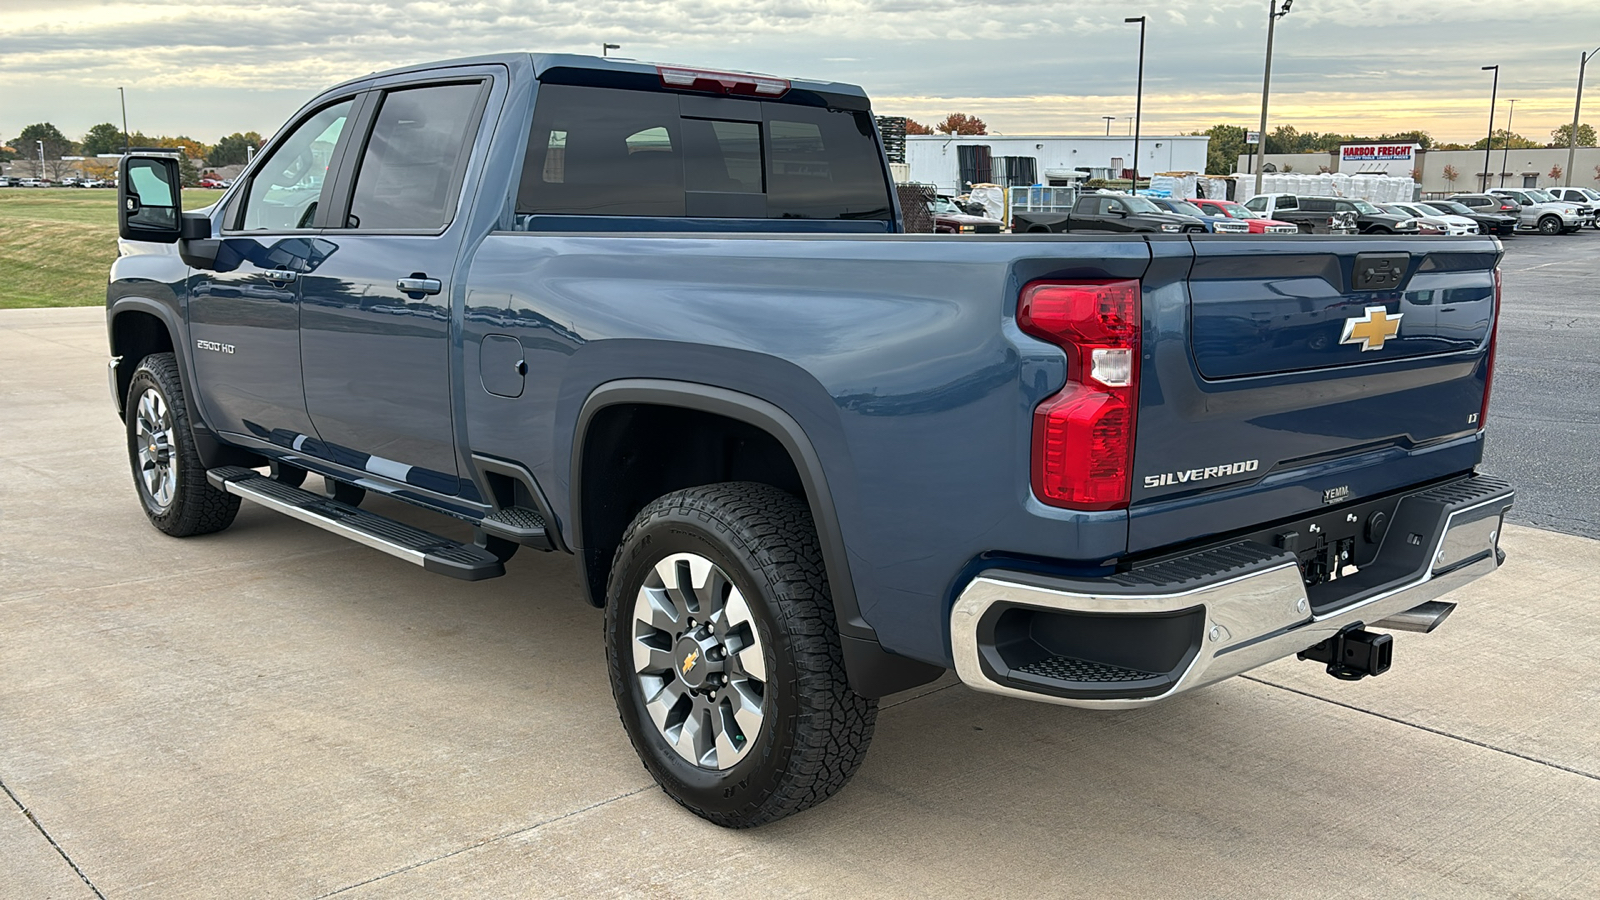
[905,134,1210,192]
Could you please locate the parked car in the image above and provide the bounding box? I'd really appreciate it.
[929,194,1002,233]
[0,176,14,187]
[78,178,108,189]
[1244,194,1413,234]
[1486,188,1586,234]
[107,52,1513,828]
[1012,191,1206,233]
[18,177,49,187]
[1189,198,1300,234]
[1541,187,1600,229]
[1423,199,1516,237]
[198,178,226,189]
[1144,196,1251,233]
[1384,203,1478,236]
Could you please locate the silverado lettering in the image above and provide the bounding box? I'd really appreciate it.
[1143,459,1260,489]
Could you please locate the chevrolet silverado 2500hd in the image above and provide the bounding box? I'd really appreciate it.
[108,53,1513,827]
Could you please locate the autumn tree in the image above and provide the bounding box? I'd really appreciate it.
[1470,130,1539,151]
[1197,124,1247,175]
[1442,164,1460,188]
[208,131,263,166]
[80,123,129,156]
[904,119,933,135]
[1549,123,1597,148]
[935,113,987,135]
[1549,164,1564,182]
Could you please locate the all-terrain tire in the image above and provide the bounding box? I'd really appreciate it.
[604,482,877,827]
[125,353,240,536]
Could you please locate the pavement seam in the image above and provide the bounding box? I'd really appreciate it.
[310,785,656,898]
[0,775,107,900]
[880,680,958,711]
[1241,674,1600,783]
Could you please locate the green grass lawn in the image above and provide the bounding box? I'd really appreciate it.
[0,188,225,309]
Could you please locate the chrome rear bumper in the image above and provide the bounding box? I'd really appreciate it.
[950,475,1513,709]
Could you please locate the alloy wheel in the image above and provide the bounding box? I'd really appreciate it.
[630,552,768,770]
[134,387,177,510]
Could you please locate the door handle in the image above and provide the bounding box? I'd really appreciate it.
[263,269,297,283]
[397,277,442,295]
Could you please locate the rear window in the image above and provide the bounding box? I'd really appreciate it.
[517,84,891,222]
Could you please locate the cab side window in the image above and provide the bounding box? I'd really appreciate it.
[237,99,353,231]
[345,83,484,230]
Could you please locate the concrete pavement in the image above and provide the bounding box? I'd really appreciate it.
[2,307,1597,899]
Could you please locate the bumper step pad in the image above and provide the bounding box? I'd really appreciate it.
[1016,656,1160,684]
[207,466,505,581]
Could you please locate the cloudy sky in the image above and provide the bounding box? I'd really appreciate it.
[3,0,1597,146]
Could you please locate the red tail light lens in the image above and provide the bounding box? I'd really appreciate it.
[1018,279,1141,510]
[1479,266,1500,431]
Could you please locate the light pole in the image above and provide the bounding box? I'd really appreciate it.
[1102,115,1115,136]
[602,43,620,57]
[1125,16,1146,191]
[38,140,45,179]
[1499,99,1516,187]
[1481,65,1498,192]
[1567,47,1599,189]
[118,86,130,154]
[1253,0,1292,197]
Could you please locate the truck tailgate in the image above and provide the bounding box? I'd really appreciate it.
[1129,235,1501,553]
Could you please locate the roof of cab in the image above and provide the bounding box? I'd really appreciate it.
[319,52,868,101]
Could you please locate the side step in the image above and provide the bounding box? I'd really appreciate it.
[207,466,505,581]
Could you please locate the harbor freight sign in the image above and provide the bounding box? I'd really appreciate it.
[1340,143,1421,176]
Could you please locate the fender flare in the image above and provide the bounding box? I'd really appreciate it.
[108,296,257,470]
[571,378,943,698]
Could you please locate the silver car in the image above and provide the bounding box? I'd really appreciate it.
[1488,188,1585,234]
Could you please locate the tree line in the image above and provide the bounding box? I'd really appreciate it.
[2,122,264,182]
[1196,122,1596,176]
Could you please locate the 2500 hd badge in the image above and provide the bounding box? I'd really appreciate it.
[1143,459,1260,489]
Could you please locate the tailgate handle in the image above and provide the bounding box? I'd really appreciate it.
[1352,252,1409,292]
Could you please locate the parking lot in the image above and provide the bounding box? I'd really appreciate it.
[3,230,1599,899]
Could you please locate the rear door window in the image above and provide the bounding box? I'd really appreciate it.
[517,84,890,222]
[345,82,484,230]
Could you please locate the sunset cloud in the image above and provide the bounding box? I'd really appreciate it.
[2,0,1594,144]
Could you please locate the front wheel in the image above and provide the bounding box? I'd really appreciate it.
[125,353,240,536]
[605,482,877,827]
[1537,216,1562,235]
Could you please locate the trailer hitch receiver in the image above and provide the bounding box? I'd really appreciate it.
[1297,627,1392,681]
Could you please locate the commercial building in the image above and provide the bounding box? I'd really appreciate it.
[1236,143,1600,196]
[908,134,1209,193]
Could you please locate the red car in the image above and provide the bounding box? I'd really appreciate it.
[1190,198,1300,234]
[198,178,225,189]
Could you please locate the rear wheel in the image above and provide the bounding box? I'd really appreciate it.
[125,353,240,536]
[605,482,877,827]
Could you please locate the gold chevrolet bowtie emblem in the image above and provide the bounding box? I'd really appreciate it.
[1340,306,1403,352]
[680,648,700,676]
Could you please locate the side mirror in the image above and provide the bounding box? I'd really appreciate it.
[118,155,183,243]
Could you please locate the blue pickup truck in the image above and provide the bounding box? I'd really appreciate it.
[108,53,1513,827]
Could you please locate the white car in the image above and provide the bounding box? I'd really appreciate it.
[1488,188,1585,234]
[1387,202,1478,235]
[1544,187,1600,229]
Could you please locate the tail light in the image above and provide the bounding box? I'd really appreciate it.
[657,66,789,97]
[1018,279,1141,510]
[1479,266,1500,431]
